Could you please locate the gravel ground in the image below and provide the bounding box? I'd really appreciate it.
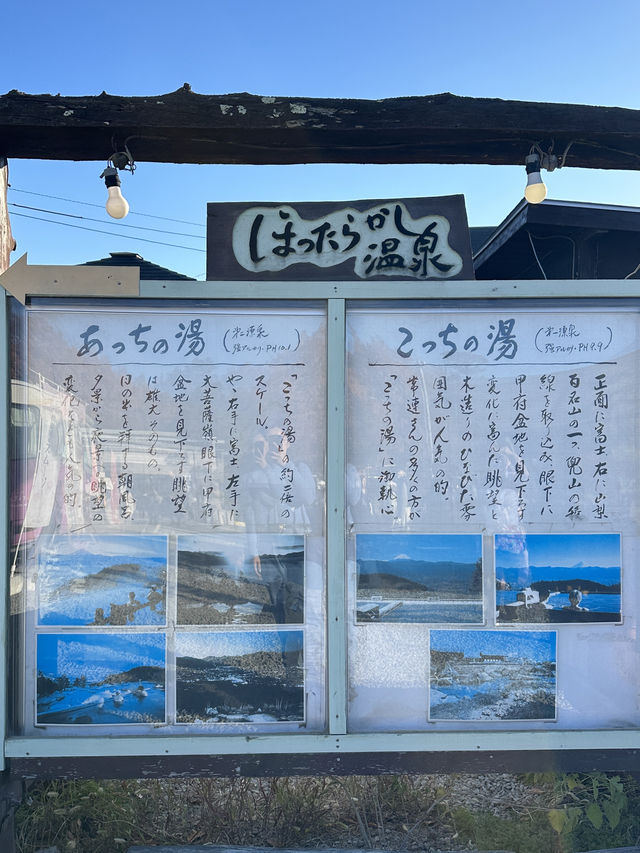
[151,773,554,852]
[435,772,552,819]
[319,773,551,851]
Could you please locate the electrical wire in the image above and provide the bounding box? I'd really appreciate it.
[11,212,206,252]
[8,187,205,228]
[624,261,640,280]
[526,233,576,279]
[9,202,204,239]
[526,230,548,280]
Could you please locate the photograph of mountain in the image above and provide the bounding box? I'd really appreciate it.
[36,633,166,725]
[355,533,483,623]
[175,630,304,723]
[37,535,167,627]
[495,533,621,624]
[177,534,304,625]
[429,630,557,721]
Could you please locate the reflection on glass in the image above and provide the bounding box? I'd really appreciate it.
[177,533,304,626]
[37,534,167,627]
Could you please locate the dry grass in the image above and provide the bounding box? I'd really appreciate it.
[14,772,640,853]
[16,775,461,853]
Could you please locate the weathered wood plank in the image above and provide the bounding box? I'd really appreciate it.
[1,87,640,169]
[127,848,395,853]
[580,849,640,853]
[10,748,640,781]
[126,848,514,853]
[127,847,633,853]
[127,844,516,853]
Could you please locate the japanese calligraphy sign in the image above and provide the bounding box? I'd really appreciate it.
[346,306,638,529]
[25,305,326,536]
[346,304,640,734]
[19,304,327,735]
[206,196,474,281]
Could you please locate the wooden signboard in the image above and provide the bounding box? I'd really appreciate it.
[206,196,474,282]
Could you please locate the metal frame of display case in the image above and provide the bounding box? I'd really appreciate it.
[3,278,640,779]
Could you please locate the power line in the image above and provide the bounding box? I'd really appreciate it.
[9,202,204,239]
[9,187,206,228]
[11,212,206,252]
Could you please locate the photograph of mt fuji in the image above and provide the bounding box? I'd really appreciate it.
[37,535,167,627]
[356,533,483,623]
[495,533,621,624]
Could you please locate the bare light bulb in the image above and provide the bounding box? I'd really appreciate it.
[524,153,547,204]
[101,166,130,219]
[106,184,129,218]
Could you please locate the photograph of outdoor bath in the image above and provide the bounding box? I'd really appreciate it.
[495,533,621,624]
[429,629,557,721]
[355,533,483,623]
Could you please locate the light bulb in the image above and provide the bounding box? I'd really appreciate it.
[525,173,547,204]
[106,185,130,218]
[101,166,129,219]
[524,153,547,204]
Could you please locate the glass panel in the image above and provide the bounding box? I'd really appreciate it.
[346,301,640,731]
[12,303,326,736]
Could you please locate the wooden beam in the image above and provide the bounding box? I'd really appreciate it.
[10,748,640,780]
[1,87,640,169]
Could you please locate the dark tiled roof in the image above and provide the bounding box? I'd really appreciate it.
[469,226,498,256]
[474,199,640,280]
[80,252,196,281]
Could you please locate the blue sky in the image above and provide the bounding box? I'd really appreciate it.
[175,629,303,660]
[179,533,303,558]
[42,534,167,559]
[37,633,165,679]
[430,629,556,663]
[357,533,481,563]
[495,533,621,568]
[4,1,640,279]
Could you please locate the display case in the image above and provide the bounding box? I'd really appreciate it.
[3,279,640,776]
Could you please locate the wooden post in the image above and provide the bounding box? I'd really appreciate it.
[0,158,15,274]
[0,772,21,853]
